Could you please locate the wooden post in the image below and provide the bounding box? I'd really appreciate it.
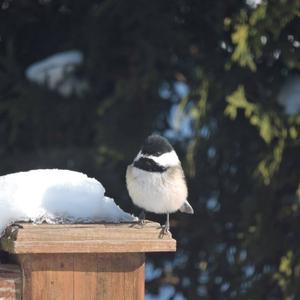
[0,264,22,300]
[0,222,176,300]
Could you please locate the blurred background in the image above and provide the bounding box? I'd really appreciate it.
[0,0,299,299]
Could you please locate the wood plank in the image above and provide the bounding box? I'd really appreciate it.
[125,253,145,300]
[96,254,144,300]
[19,254,74,300]
[16,253,146,300]
[110,254,125,300]
[17,221,160,230]
[6,239,175,254]
[124,256,134,300]
[74,254,98,300]
[0,221,174,299]
[135,255,145,300]
[1,221,176,254]
[0,264,21,300]
[96,254,111,299]
[13,222,163,241]
[14,228,165,242]
[18,255,32,300]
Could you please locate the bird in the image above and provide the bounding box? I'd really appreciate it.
[126,134,194,233]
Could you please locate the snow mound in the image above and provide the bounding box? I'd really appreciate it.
[0,169,136,235]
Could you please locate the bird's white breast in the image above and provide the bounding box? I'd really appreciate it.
[126,165,187,213]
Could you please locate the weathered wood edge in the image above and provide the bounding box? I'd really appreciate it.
[0,221,177,254]
[0,264,21,274]
[0,263,22,300]
[2,240,176,254]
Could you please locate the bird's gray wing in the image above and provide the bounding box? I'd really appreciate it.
[179,200,194,214]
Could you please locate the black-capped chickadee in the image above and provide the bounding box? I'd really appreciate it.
[126,134,194,233]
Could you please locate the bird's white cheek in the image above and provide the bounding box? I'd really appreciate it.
[146,150,180,167]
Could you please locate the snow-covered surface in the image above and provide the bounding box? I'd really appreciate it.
[0,169,136,235]
[25,50,88,97]
[278,76,300,116]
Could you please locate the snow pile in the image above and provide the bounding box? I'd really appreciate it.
[25,50,89,97]
[0,169,136,235]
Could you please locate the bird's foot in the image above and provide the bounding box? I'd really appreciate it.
[162,224,170,234]
[159,224,171,238]
[138,210,145,225]
[159,212,171,237]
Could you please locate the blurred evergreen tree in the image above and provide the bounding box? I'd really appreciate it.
[0,0,299,299]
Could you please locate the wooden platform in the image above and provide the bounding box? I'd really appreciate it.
[0,221,176,300]
[1,221,176,254]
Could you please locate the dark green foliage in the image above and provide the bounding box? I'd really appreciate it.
[0,0,299,299]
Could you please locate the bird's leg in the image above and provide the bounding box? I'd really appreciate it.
[162,213,170,234]
[138,210,145,225]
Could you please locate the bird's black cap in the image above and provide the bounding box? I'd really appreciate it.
[141,134,173,157]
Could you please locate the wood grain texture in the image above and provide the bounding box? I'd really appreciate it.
[96,253,145,300]
[0,221,175,299]
[18,254,74,300]
[0,264,22,300]
[1,221,176,254]
[74,254,98,300]
[17,253,145,300]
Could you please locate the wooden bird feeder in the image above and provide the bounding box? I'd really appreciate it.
[0,221,176,300]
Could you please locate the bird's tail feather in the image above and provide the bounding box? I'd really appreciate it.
[179,200,194,214]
